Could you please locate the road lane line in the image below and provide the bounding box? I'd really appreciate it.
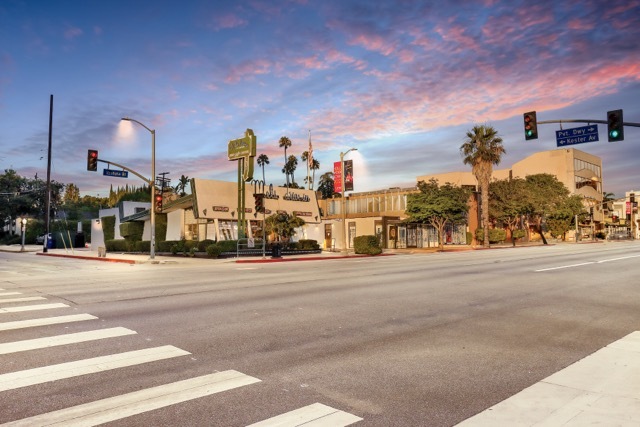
[0,292,22,296]
[247,403,363,426]
[0,296,47,303]
[1,370,261,427]
[0,327,137,355]
[0,345,190,392]
[0,314,98,331]
[535,262,595,272]
[597,254,640,263]
[0,303,69,313]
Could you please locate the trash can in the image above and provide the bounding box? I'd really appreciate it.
[46,236,56,249]
[271,243,282,259]
[74,232,85,248]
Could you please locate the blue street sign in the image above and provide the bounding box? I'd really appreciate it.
[103,169,129,178]
[556,125,599,147]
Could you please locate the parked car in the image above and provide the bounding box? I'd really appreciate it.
[35,233,52,244]
[609,232,631,240]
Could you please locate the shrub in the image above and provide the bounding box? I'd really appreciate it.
[105,239,130,252]
[157,240,176,252]
[216,240,238,253]
[475,228,507,244]
[135,241,151,253]
[297,239,320,250]
[101,216,116,241]
[198,239,215,252]
[512,229,526,240]
[354,235,382,255]
[155,213,167,242]
[206,244,222,258]
[466,231,473,245]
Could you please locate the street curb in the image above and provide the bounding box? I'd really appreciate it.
[37,252,138,264]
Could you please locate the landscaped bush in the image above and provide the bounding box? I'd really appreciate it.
[197,239,215,252]
[158,240,177,252]
[155,213,167,242]
[297,239,320,250]
[105,239,130,252]
[101,216,116,241]
[353,235,382,255]
[206,244,222,258]
[120,222,144,240]
[216,240,238,253]
[135,241,151,252]
[475,228,507,244]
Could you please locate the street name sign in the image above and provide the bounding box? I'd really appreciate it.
[103,169,129,178]
[556,125,599,147]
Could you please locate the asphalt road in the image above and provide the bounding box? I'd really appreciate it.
[1,242,639,426]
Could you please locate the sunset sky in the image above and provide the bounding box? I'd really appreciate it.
[1,0,639,198]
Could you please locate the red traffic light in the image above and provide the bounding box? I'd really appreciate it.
[154,193,163,213]
[87,149,98,171]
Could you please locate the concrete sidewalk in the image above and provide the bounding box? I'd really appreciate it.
[457,331,640,426]
[0,244,377,264]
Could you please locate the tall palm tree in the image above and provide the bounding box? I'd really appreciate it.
[283,155,298,187]
[460,125,506,247]
[174,174,190,197]
[278,136,292,188]
[301,151,310,190]
[257,154,269,183]
[310,158,320,191]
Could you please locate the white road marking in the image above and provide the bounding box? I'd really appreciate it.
[0,303,69,313]
[1,370,261,427]
[535,262,594,272]
[247,403,363,426]
[0,296,47,303]
[536,253,640,272]
[0,345,190,392]
[0,313,98,331]
[0,292,22,296]
[0,327,137,355]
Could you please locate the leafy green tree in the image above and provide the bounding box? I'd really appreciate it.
[489,178,529,246]
[460,125,506,247]
[317,171,336,199]
[546,195,586,240]
[264,212,305,242]
[405,179,470,250]
[524,173,571,245]
[278,136,292,188]
[257,153,269,183]
[64,183,80,204]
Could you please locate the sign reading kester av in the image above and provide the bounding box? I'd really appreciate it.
[556,125,599,147]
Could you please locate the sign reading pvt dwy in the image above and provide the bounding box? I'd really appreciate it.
[556,125,599,147]
[103,169,128,178]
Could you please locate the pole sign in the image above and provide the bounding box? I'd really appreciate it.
[333,161,342,194]
[228,129,257,181]
[103,169,129,178]
[556,125,599,147]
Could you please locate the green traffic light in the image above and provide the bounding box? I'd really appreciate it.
[610,130,619,139]
[526,130,533,137]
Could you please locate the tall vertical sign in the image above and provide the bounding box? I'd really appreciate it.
[333,161,342,194]
[228,129,257,239]
[344,159,354,191]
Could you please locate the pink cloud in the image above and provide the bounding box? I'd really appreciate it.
[348,33,396,56]
[64,27,83,40]
[212,13,247,31]
[224,58,273,83]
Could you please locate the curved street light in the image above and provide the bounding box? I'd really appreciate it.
[121,117,156,260]
[340,148,357,253]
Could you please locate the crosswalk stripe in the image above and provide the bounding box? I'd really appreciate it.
[1,370,261,427]
[0,345,190,392]
[247,403,363,426]
[0,296,47,303]
[0,292,22,296]
[0,303,69,313]
[0,327,137,355]
[0,314,98,331]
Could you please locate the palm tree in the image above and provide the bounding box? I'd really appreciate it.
[283,155,298,187]
[174,174,190,197]
[257,154,269,183]
[278,136,292,188]
[310,158,320,190]
[301,151,310,190]
[460,125,506,248]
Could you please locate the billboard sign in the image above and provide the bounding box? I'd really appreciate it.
[333,161,342,194]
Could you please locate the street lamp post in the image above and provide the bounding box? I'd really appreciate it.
[121,117,156,260]
[340,148,357,253]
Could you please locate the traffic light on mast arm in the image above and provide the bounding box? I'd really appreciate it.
[87,149,98,171]
[607,109,624,142]
[523,111,538,140]
[154,192,163,213]
[254,193,264,213]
